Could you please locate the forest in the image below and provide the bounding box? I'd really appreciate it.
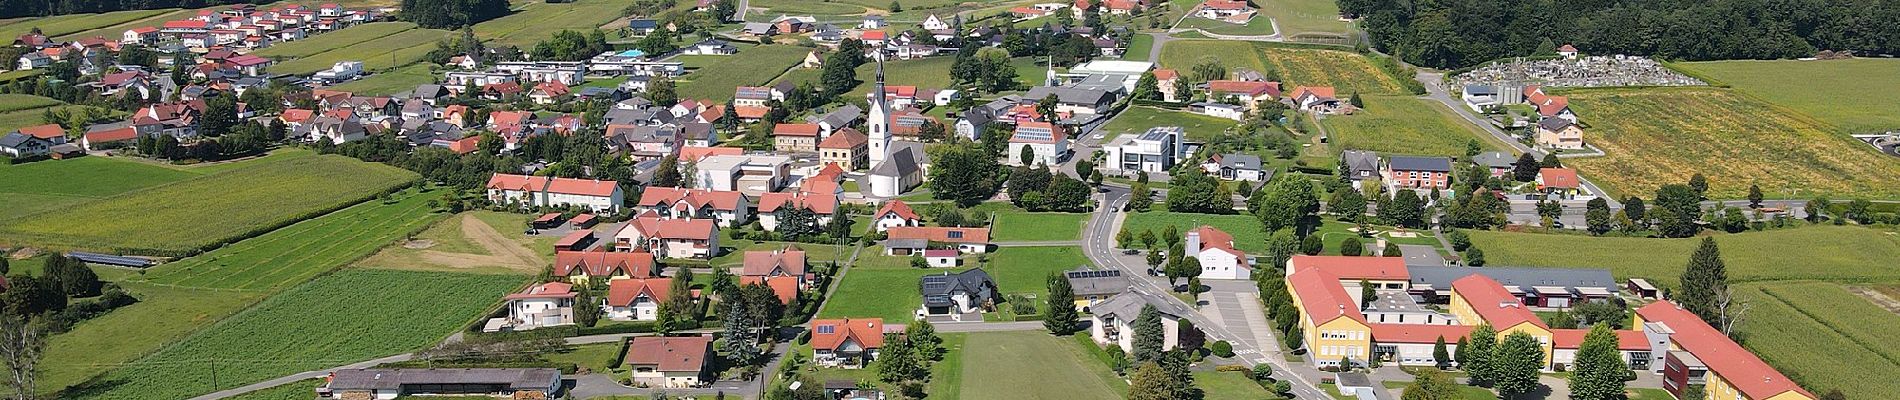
[1341,0,1900,69]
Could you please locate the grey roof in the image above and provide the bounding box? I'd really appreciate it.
[1406,266,1618,294]
[326,368,560,392]
[1068,74,1128,93]
[628,19,658,29]
[883,238,927,249]
[1470,151,1514,168]
[743,22,775,34]
[1463,84,1498,95]
[1091,291,1178,320]
[869,142,924,177]
[1065,268,1128,297]
[958,106,992,126]
[920,268,996,307]
[808,104,863,128]
[1537,117,1574,132]
[678,122,714,141]
[1218,153,1261,170]
[1387,156,1452,172]
[1024,86,1113,106]
[1341,150,1380,173]
[413,84,448,98]
[0,132,38,148]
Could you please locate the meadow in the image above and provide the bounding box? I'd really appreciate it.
[471,0,629,47]
[72,269,525,400]
[266,28,452,75]
[0,156,197,223]
[0,154,418,255]
[1125,34,1156,61]
[51,7,201,41]
[677,44,811,102]
[1462,226,1900,284]
[1159,40,1407,95]
[1255,0,1354,36]
[1176,14,1278,36]
[750,0,868,15]
[1322,95,1503,156]
[0,94,62,112]
[955,331,1125,399]
[823,246,1084,320]
[0,9,171,40]
[326,64,438,96]
[1673,59,1900,134]
[253,22,420,58]
[0,105,111,133]
[355,211,556,276]
[1735,281,1900,400]
[1122,211,1266,252]
[36,282,264,395]
[989,210,1088,241]
[226,379,324,400]
[1099,106,1239,143]
[1561,87,1900,199]
[140,191,445,289]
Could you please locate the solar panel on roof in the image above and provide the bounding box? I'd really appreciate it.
[947,231,963,239]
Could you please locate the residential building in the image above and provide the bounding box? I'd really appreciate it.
[872,200,923,232]
[684,39,738,55]
[1290,86,1343,113]
[624,335,713,388]
[1202,153,1266,182]
[773,123,822,152]
[553,250,658,285]
[1470,151,1516,178]
[885,226,991,254]
[1185,225,1250,280]
[1381,156,1452,194]
[497,282,576,331]
[1065,268,1129,311]
[319,369,560,399]
[1007,121,1068,166]
[1535,117,1585,150]
[484,173,624,212]
[1153,69,1180,101]
[614,214,719,259]
[1103,126,1183,174]
[636,187,750,227]
[1205,80,1280,108]
[1536,167,1584,200]
[1196,0,1254,19]
[693,154,792,195]
[1188,101,1245,121]
[1088,291,1182,354]
[756,192,838,232]
[604,277,676,321]
[743,275,801,305]
[811,318,889,368]
[818,128,868,170]
[1525,86,1576,123]
[741,247,809,287]
[923,249,959,267]
[918,268,998,321]
[0,133,50,158]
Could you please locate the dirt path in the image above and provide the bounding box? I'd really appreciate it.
[1849,286,1900,315]
[405,214,543,273]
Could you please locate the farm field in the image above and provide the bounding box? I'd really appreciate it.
[267,27,451,75]
[471,0,628,47]
[36,282,264,395]
[140,189,443,289]
[0,9,170,40]
[355,211,553,276]
[0,154,418,255]
[955,331,1125,399]
[1561,87,1900,199]
[226,379,324,400]
[751,0,868,15]
[1462,226,1900,284]
[1122,211,1265,252]
[1159,40,1407,95]
[1673,59,1900,134]
[325,64,437,95]
[74,269,525,400]
[1322,95,1503,156]
[1734,281,1900,400]
[1099,106,1238,143]
[0,94,62,112]
[50,7,199,41]
[677,44,812,102]
[253,22,419,58]
[0,155,197,197]
[1255,0,1354,36]
[1176,15,1277,36]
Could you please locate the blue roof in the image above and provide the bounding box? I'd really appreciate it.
[67,251,155,268]
[616,49,646,58]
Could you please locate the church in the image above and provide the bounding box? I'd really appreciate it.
[864,53,929,198]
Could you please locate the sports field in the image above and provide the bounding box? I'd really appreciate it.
[1159,40,1408,95]
[0,153,418,255]
[1562,87,1900,199]
[1323,95,1503,156]
[1735,281,1900,400]
[677,44,811,102]
[1463,226,1900,284]
[1673,59,1900,134]
[1099,106,1239,143]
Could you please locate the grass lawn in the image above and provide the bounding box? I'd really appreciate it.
[1322,95,1504,157]
[1562,87,1900,199]
[35,282,264,395]
[1463,226,1900,284]
[1177,14,1278,36]
[71,269,526,400]
[823,246,1083,320]
[1122,211,1264,252]
[1125,33,1155,61]
[0,154,418,255]
[1099,105,1239,143]
[955,331,1125,399]
[226,378,324,400]
[1733,281,1900,399]
[1159,40,1408,96]
[1256,0,1353,36]
[677,44,810,102]
[1197,370,1279,399]
[989,210,1088,241]
[0,155,198,197]
[984,246,1091,294]
[253,22,418,58]
[704,240,849,268]
[1627,388,1675,400]
[326,64,438,95]
[0,94,62,112]
[1381,379,1495,399]
[1672,59,1900,134]
[751,0,868,15]
[0,9,171,40]
[543,342,624,373]
[266,27,451,75]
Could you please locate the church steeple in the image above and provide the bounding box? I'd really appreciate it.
[867,52,892,165]
[1044,55,1056,86]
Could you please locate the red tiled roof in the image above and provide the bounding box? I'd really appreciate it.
[1192,225,1245,258]
[735,105,770,119]
[17,124,64,140]
[922,249,958,257]
[1368,323,1471,344]
[1152,69,1178,81]
[741,248,808,277]
[504,282,578,300]
[625,216,717,241]
[606,277,675,306]
[1288,255,1409,281]
[887,226,990,244]
[1550,328,1649,351]
[773,123,821,137]
[625,335,713,372]
[1207,80,1280,98]
[130,27,159,34]
[1535,96,1569,117]
[1451,274,1545,329]
[757,192,838,214]
[861,30,887,40]
[817,128,867,149]
[811,318,886,351]
[638,187,745,210]
[1202,0,1250,10]
[447,135,481,154]
[84,126,137,144]
[741,275,800,304]
[1539,168,1580,189]
[554,250,657,277]
[875,200,921,221]
[164,20,208,29]
[1558,44,1578,52]
[1011,122,1065,144]
[1292,86,1336,100]
[226,54,270,66]
[486,173,618,197]
[678,146,742,161]
[554,230,594,248]
[1636,302,1813,399]
[1287,268,1364,324]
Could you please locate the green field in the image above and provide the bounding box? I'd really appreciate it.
[50,7,200,41]
[1734,281,1900,399]
[254,22,420,58]
[471,0,630,47]
[1563,87,1900,199]
[958,331,1125,399]
[1122,211,1264,253]
[822,246,1085,320]
[74,269,524,400]
[989,210,1088,241]
[0,94,62,112]
[140,191,445,289]
[326,64,437,96]
[1255,0,1353,36]
[0,156,197,223]
[1099,106,1239,143]
[226,379,324,400]
[1322,95,1502,156]
[984,246,1091,294]
[0,153,418,255]
[678,44,821,102]
[1126,33,1156,61]
[36,282,265,395]
[0,105,109,133]
[0,9,171,40]
[776,55,1044,99]
[267,28,452,75]
[1176,14,1278,36]
[1463,226,1900,284]
[751,0,868,15]
[1673,59,1900,134]
[1159,40,1407,95]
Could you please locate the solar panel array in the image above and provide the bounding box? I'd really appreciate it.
[1066,269,1122,279]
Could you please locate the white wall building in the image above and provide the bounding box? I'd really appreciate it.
[485,174,624,212]
[1102,126,1183,174]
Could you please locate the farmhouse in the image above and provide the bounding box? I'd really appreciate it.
[1184,225,1250,280]
[1196,0,1255,20]
[756,192,838,232]
[1088,291,1182,354]
[553,250,658,285]
[0,132,51,158]
[494,282,576,332]
[872,200,923,232]
[604,277,677,321]
[885,226,991,255]
[318,369,561,399]
[917,268,998,321]
[485,173,624,212]
[1064,268,1130,311]
[1535,117,1585,150]
[811,318,891,368]
[1204,80,1280,108]
[624,335,713,388]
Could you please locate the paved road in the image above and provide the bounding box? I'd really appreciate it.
[1078,187,1332,399]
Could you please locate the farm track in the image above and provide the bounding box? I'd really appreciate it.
[400,214,543,272]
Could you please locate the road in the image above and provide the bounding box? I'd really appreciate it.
[1078,186,1332,399]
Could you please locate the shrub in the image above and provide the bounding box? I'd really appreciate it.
[1210,340,1235,357]
[1447,229,1470,251]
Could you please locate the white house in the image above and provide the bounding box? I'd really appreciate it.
[756,192,838,232]
[605,277,676,321]
[1103,126,1183,174]
[485,173,624,212]
[872,200,923,232]
[920,14,951,30]
[1089,291,1182,354]
[1185,225,1250,280]
[923,249,960,267]
[635,187,751,228]
[614,214,719,259]
[497,282,576,331]
[1202,153,1266,182]
[1007,121,1068,166]
[624,336,713,388]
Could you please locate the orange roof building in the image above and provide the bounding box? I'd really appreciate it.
[485,173,623,212]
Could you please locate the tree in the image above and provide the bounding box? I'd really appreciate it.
[199,93,240,138]
[1462,324,1496,385]
[1385,189,1426,229]
[930,143,1003,207]
[1340,237,1363,256]
[1511,153,1539,182]
[42,254,101,298]
[888,0,903,12]
[1585,197,1613,235]
[1254,176,1320,232]
[1128,182,1154,212]
[0,258,7,275]
[1126,362,1175,400]
[1134,72,1161,101]
[651,155,684,187]
[1464,246,1485,266]
[1624,196,1648,227]
[876,332,922,382]
[1678,237,1729,326]
[1688,173,1709,199]
[645,76,678,105]
[1431,335,1451,369]
[0,316,46,400]
[1265,230,1300,269]
[1401,369,1459,400]
[1328,189,1368,221]
[1382,242,1402,257]
[906,321,944,361]
[1747,184,1764,208]
[1359,279,1377,308]
[1131,304,1165,361]
[1452,336,1470,369]
[1806,197,1831,222]
[1493,332,1545,398]
[1446,230,1470,251]
[1139,229,1158,250]
[1568,324,1629,400]
[1019,145,1038,166]
[1301,235,1324,255]
[1116,227,1134,248]
[1348,92,1364,108]
[1044,273,1080,334]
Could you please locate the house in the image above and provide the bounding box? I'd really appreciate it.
[922,249,959,267]
[1023,86,1115,116]
[123,27,160,44]
[312,61,363,83]
[496,282,576,331]
[811,318,889,368]
[636,187,750,227]
[801,164,846,196]
[615,213,719,259]
[953,106,993,140]
[885,226,991,254]
[1196,0,1254,19]
[741,247,809,287]
[1205,80,1280,107]
[1536,167,1584,200]
[1202,153,1266,182]
[1188,102,1245,121]
[1290,86,1343,113]
[319,369,560,399]
[1007,121,1067,166]
[809,104,862,135]
[734,86,772,107]
[1382,156,1452,194]
[529,81,571,105]
[917,268,997,321]
[920,14,951,31]
[772,123,822,152]
[624,335,713,388]
[756,192,838,232]
[80,123,139,151]
[1340,150,1382,190]
[1470,151,1516,178]
[1557,44,1579,59]
[771,15,816,33]
[553,250,658,285]
[872,200,923,232]
[742,22,778,37]
[1524,86,1576,122]
[1088,291,1182,354]
[485,173,624,212]
[1103,126,1183,174]
[1185,226,1250,280]
[693,154,792,195]
[15,124,68,146]
[604,277,676,321]
[1065,268,1129,311]
[626,19,659,35]
[818,127,868,170]
[683,39,737,55]
[0,133,51,158]
[743,274,802,305]
[1535,117,1584,150]
[859,15,886,30]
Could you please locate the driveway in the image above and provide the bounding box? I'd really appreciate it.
[1397,244,1447,266]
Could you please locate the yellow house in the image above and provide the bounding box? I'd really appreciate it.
[554,251,658,287]
[1634,302,1816,400]
[1448,274,1553,365]
[1286,255,1411,290]
[1287,268,1372,368]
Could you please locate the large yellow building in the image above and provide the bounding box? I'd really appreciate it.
[1634,302,1815,400]
[1286,267,1371,368]
[1447,274,1553,364]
